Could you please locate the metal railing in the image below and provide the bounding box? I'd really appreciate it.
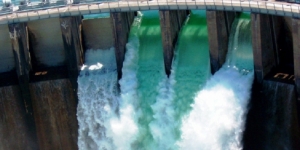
[0,0,300,24]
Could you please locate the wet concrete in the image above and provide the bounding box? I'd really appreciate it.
[0,85,38,150]
[30,79,78,150]
[243,80,300,150]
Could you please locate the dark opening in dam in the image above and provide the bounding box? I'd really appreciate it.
[0,1,300,150]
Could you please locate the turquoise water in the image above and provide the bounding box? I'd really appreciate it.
[133,10,165,149]
[149,10,211,150]
[226,13,253,72]
[172,10,210,135]
[83,13,110,19]
[178,13,254,149]
[77,12,254,150]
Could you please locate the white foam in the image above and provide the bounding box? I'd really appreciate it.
[177,17,253,150]
[149,11,211,150]
[149,73,177,149]
[108,16,142,150]
[77,48,119,150]
[177,67,254,150]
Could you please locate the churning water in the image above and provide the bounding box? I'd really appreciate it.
[178,13,253,150]
[150,10,210,150]
[77,12,254,150]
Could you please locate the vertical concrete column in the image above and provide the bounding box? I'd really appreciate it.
[207,11,235,74]
[292,18,300,99]
[251,13,276,83]
[292,18,300,125]
[59,16,84,92]
[159,10,187,76]
[8,23,32,111]
[8,23,38,149]
[111,12,135,79]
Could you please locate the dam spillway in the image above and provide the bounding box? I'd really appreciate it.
[0,0,300,150]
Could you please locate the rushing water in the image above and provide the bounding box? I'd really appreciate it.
[77,48,119,150]
[77,12,254,150]
[150,10,210,150]
[177,13,254,150]
[132,10,166,149]
[109,12,141,150]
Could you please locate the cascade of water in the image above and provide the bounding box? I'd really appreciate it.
[77,11,166,150]
[132,10,166,149]
[177,13,254,150]
[108,13,142,150]
[77,11,254,150]
[77,48,119,150]
[150,10,210,150]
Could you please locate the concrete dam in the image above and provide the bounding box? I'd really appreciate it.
[0,0,300,150]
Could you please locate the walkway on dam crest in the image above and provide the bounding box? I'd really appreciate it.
[1,0,300,24]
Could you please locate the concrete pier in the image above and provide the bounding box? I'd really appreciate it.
[111,12,134,79]
[9,23,33,117]
[159,10,187,76]
[8,23,38,149]
[251,13,276,83]
[59,16,84,91]
[292,18,300,100]
[207,11,235,74]
[292,18,300,127]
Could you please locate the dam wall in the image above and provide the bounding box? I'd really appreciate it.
[82,17,114,50]
[0,25,14,73]
[28,18,66,69]
[293,18,300,101]
[0,85,38,150]
[0,6,299,150]
[252,13,277,83]
[30,79,78,150]
[243,80,300,149]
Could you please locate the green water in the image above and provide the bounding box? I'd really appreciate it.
[121,10,251,150]
[128,10,211,149]
[226,13,253,72]
[133,10,165,149]
[178,13,253,149]
[83,13,110,19]
[172,10,210,138]
[77,10,254,150]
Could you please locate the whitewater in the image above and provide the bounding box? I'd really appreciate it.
[77,12,254,150]
[178,13,254,150]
